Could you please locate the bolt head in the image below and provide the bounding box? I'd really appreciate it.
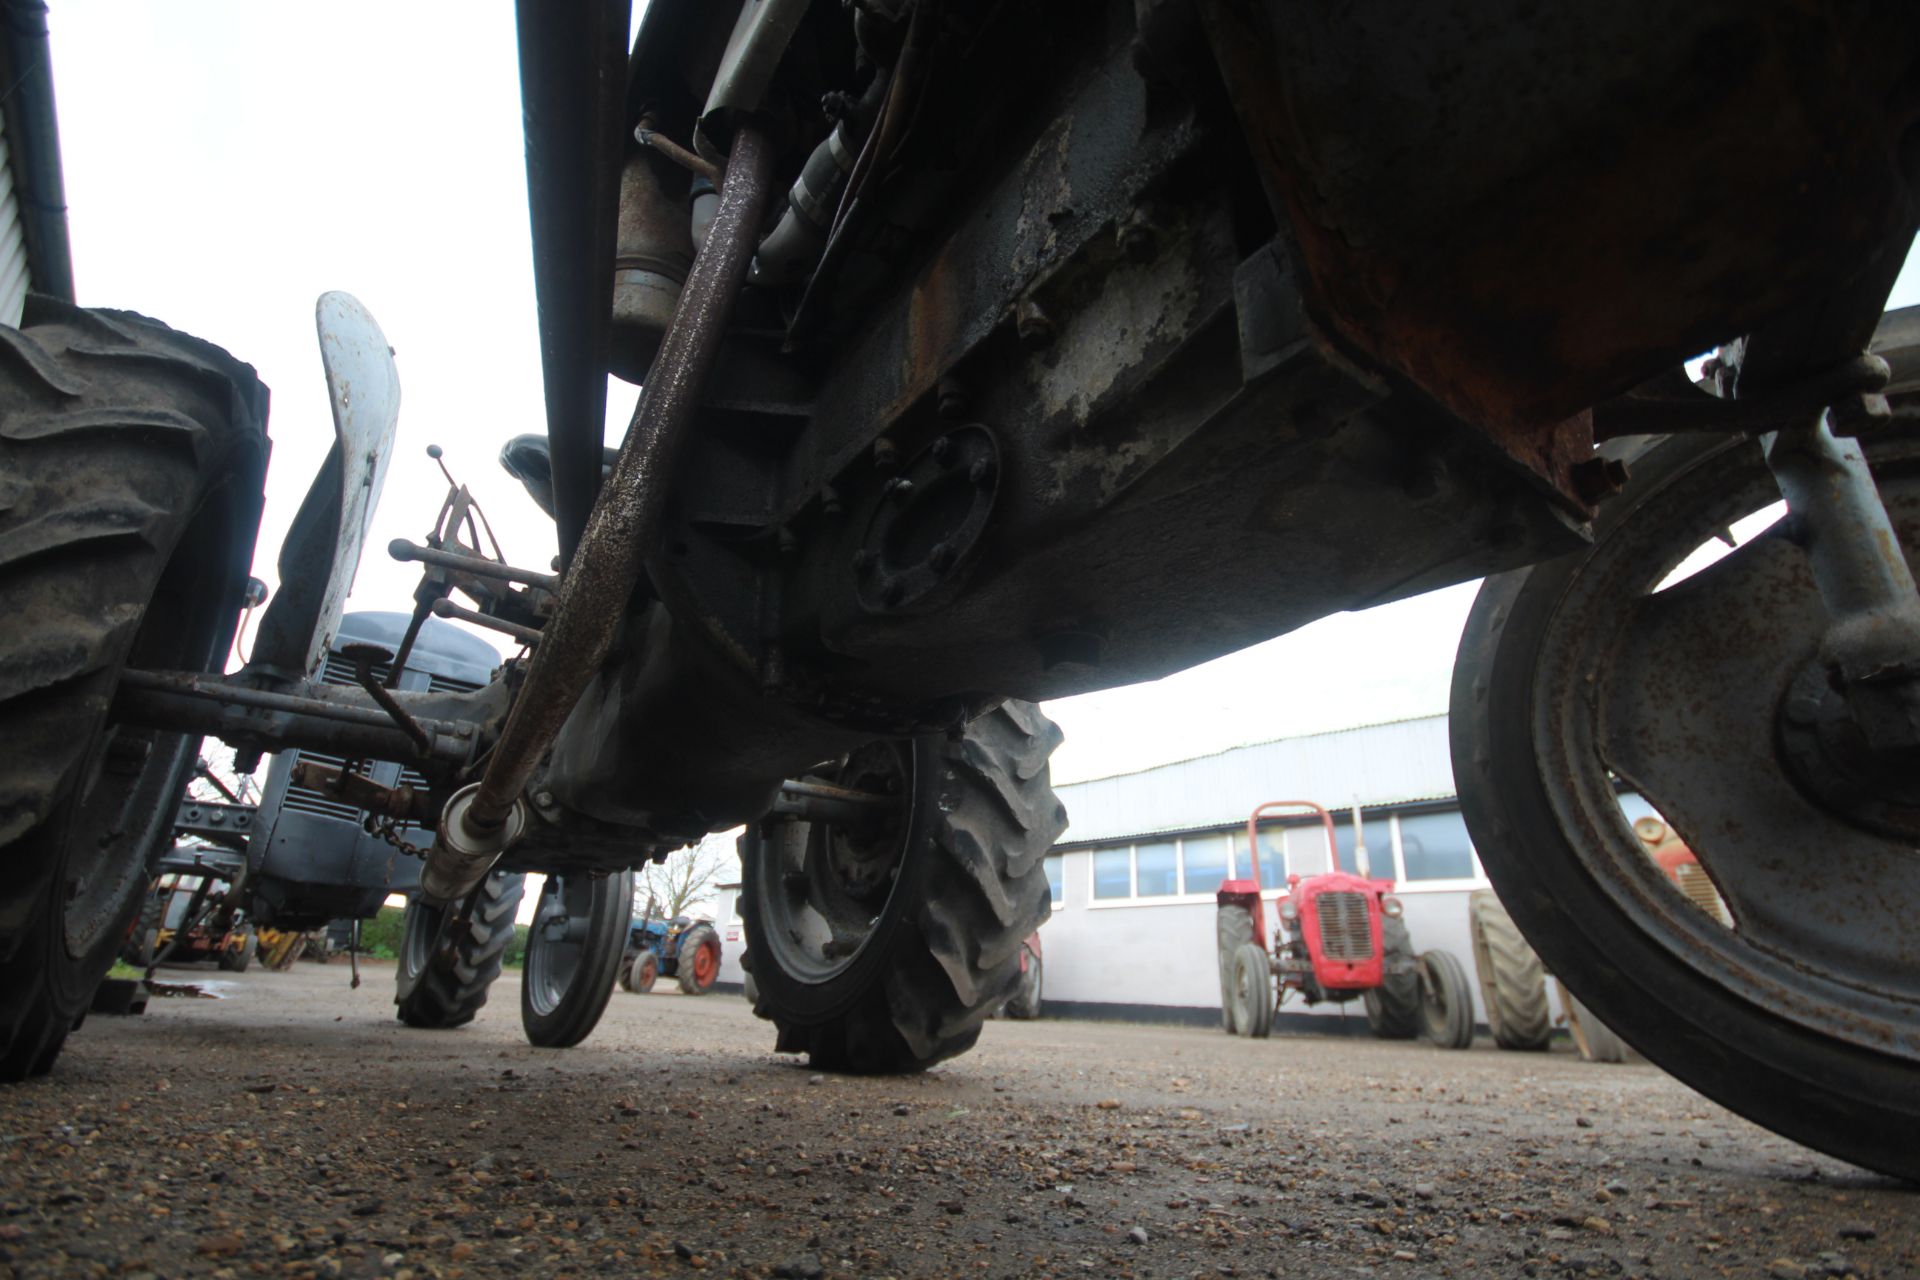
[1015,299,1054,348]
[969,457,996,487]
[930,435,954,466]
[880,579,906,606]
[888,477,915,504]
[852,549,875,573]
[930,542,957,572]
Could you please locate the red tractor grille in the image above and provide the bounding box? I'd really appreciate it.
[1317,891,1374,962]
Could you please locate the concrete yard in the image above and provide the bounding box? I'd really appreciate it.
[0,962,1911,1279]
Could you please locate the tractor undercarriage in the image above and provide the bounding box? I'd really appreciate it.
[5,0,1920,1177]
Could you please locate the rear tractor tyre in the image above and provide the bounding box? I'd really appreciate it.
[1363,915,1421,1040]
[741,700,1065,1073]
[1228,942,1273,1039]
[521,871,633,1048]
[1418,949,1474,1050]
[1216,903,1254,1034]
[1468,890,1551,1051]
[675,923,720,995]
[394,872,526,1029]
[1556,980,1627,1064]
[0,300,268,1080]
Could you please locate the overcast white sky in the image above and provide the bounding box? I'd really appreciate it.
[47,3,1920,791]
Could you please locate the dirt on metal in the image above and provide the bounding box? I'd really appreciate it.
[0,963,1911,1279]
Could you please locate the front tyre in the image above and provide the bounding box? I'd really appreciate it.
[521,871,633,1047]
[629,950,659,994]
[1417,950,1474,1050]
[0,300,268,1079]
[741,700,1065,1073]
[395,872,526,1029]
[1451,376,1920,1176]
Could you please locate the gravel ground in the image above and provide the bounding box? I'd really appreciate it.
[0,962,1911,1280]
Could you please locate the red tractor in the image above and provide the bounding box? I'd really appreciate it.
[1217,801,1471,1048]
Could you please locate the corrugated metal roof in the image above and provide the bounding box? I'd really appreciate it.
[1053,713,1455,844]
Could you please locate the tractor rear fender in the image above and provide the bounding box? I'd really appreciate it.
[248,293,400,680]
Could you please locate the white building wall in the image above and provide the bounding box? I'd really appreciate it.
[711,884,749,989]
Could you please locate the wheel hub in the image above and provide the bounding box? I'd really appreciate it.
[756,741,912,984]
[1778,659,1920,839]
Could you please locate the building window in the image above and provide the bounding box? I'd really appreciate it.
[1397,811,1476,881]
[1181,834,1230,895]
[1236,828,1290,889]
[1092,847,1132,899]
[1334,815,1386,878]
[1044,853,1064,905]
[1135,840,1178,897]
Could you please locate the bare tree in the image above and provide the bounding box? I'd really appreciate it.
[633,832,733,921]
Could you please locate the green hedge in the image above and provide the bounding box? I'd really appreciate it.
[359,906,406,959]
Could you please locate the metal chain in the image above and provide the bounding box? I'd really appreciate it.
[363,814,430,859]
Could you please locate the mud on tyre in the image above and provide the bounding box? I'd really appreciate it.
[0,298,268,1079]
[740,700,1065,1073]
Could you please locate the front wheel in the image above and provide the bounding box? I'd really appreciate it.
[1451,384,1920,1176]
[628,949,659,994]
[395,872,526,1029]
[218,928,256,973]
[1228,942,1273,1039]
[521,871,633,1047]
[1417,950,1473,1049]
[741,701,1065,1073]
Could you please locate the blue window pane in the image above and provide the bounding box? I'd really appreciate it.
[1334,816,1386,878]
[1398,812,1476,881]
[1181,835,1230,895]
[1136,841,1178,896]
[1044,853,1064,904]
[1093,847,1132,899]
[1247,830,1289,888]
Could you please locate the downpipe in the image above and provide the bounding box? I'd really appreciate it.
[418,123,780,904]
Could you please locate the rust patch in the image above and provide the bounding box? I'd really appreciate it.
[1199,0,1918,508]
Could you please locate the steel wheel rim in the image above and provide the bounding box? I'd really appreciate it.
[1529,433,1920,1062]
[526,875,593,1016]
[756,742,912,986]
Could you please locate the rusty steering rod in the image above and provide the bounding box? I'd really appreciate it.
[417,124,778,904]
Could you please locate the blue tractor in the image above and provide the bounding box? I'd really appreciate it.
[618,908,720,996]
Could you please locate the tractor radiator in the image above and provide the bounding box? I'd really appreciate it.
[1317,892,1374,962]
